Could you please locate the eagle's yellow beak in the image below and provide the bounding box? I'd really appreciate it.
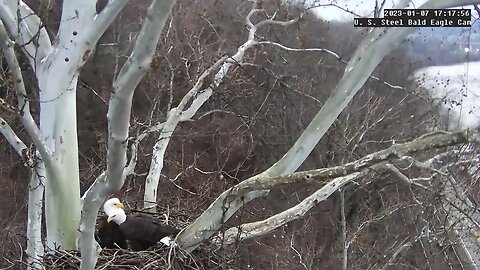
[107,216,114,223]
[116,202,125,209]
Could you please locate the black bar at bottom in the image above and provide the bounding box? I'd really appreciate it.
[354,17,471,27]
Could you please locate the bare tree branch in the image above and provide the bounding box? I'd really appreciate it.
[143,56,228,211]
[234,131,477,193]
[0,0,52,70]
[79,1,176,268]
[178,0,480,253]
[0,116,27,156]
[220,171,366,244]
[258,40,341,59]
[0,19,53,167]
[180,130,480,250]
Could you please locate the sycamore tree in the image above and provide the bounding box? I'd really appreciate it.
[0,0,176,268]
[0,0,480,269]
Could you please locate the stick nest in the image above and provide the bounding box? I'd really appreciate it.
[42,244,236,270]
[41,210,236,269]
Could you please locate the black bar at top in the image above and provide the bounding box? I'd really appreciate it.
[383,9,471,19]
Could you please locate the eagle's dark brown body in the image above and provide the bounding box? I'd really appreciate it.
[118,213,181,251]
[96,216,128,249]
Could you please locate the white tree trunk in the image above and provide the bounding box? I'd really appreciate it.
[26,160,45,270]
[37,68,81,250]
[0,0,130,253]
[0,118,44,268]
[0,0,175,265]
[1,0,479,268]
[177,0,480,253]
[79,1,176,268]
[27,0,129,251]
[0,14,47,265]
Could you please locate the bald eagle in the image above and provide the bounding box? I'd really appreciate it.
[107,207,181,251]
[96,218,128,249]
[95,198,127,249]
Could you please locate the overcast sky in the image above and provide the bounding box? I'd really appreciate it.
[306,1,480,129]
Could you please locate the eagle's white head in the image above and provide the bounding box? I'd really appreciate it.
[103,198,125,215]
[107,208,127,225]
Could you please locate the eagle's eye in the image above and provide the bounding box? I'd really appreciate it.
[114,202,125,209]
